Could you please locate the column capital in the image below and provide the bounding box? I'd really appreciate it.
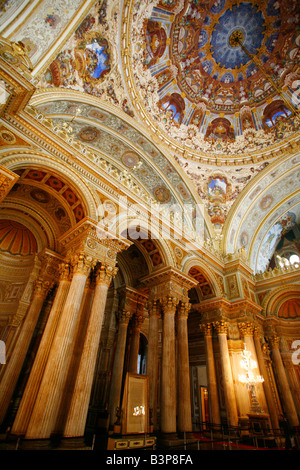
[69,252,96,276]
[177,301,191,319]
[37,249,65,283]
[33,278,53,298]
[58,260,72,281]
[238,321,255,337]
[58,218,132,266]
[268,334,280,349]
[213,320,229,335]
[253,325,263,338]
[200,322,213,336]
[147,300,161,319]
[118,309,132,326]
[160,296,179,313]
[132,312,145,331]
[95,263,118,286]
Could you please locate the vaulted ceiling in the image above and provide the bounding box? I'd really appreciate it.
[0,0,299,273]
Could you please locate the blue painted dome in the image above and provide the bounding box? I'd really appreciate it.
[210,3,266,69]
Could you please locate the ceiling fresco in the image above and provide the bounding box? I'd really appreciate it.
[129,0,300,159]
[33,98,199,210]
[1,0,299,269]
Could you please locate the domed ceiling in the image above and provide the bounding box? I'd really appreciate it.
[128,0,299,159]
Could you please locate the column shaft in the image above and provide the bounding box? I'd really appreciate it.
[214,321,239,427]
[12,265,71,436]
[161,297,177,435]
[177,302,192,433]
[108,311,131,426]
[202,323,221,426]
[270,335,299,428]
[63,265,117,437]
[128,313,144,374]
[147,301,160,429]
[0,278,50,424]
[25,254,93,439]
[253,331,279,431]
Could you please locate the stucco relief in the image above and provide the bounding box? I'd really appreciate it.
[10,0,86,66]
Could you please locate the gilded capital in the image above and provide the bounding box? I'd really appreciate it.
[33,278,52,298]
[200,322,213,336]
[95,263,118,286]
[160,296,179,313]
[268,334,280,349]
[238,321,254,337]
[213,320,228,335]
[58,261,72,281]
[70,252,96,276]
[118,309,132,325]
[147,300,161,319]
[177,301,191,319]
[132,312,145,330]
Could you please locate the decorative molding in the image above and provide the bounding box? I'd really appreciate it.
[0,165,19,202]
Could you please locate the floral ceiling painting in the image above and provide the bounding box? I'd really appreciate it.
[135,0,300,157]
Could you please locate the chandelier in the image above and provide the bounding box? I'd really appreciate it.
[238,345,264,414]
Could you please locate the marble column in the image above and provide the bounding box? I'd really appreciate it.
[201,322,221,427]
[253,327,279,432]
[269,334,299,428]
[160,296,178,435]
[63,264,118,438]
[177,301,192,434]
[128,311,144,374]
[0,277,51,425]
[25,252,94,440]
[11,261,72,436]
[108,309,132,427]
[147,300,160,430]
[1,254,41,355]
[214,321,239,427]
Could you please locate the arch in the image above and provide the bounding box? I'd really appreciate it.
[0,150,99,222]
[262,284,300,317]
[114,213,177,270]
[182,256,223,299]
[222,152,300,271]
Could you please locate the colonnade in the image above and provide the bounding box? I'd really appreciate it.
[108,271,196,438]
[0,229,197,442]
[201,320,299,431]
[0,220,129,441]
[0,233,299,443]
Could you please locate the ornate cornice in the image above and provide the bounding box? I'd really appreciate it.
[0,165,19,202]
[57,217,132,265]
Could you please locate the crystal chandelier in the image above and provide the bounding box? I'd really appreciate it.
[238,345,264,414]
